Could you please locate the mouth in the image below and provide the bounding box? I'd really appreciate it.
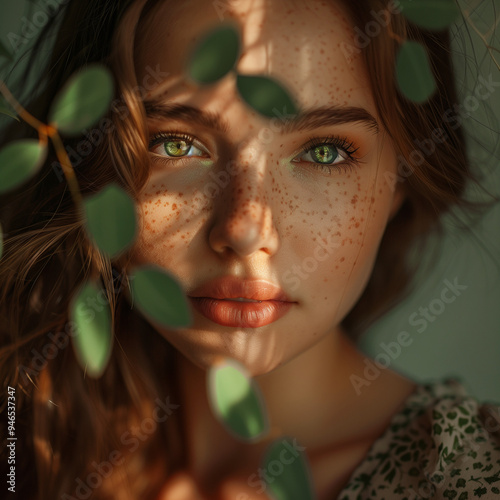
[188,275,295,328]
[188,297,294,328]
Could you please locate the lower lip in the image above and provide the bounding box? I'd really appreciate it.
[188,297,294,328]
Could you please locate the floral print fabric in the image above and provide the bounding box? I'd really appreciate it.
[337,378,500,499]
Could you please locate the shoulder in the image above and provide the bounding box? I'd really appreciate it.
[338,377,500,499]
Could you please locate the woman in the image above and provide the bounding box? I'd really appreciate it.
[0,0,499,499]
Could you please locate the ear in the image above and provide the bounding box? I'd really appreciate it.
[388,185,406,221]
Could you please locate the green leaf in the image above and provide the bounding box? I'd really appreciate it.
[70,280,113,378]
[48,64,114,136]
[0,139,47,193]
[399,0,460,31]
[396,41,437,103]
[0,96,19,121]
[83,183,137,258]
[129,264,192,328]
[262,437,315,500]
[236,74,299,118]
[207,359,268,441]
[188,25,240,84]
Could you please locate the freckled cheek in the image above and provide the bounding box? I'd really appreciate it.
[134,183,203,257]
[301,186,390,290]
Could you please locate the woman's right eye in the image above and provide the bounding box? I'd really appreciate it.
[149,132,209,160]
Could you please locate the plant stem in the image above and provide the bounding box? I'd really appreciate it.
[0,80,84,211]
[48,128,84,209]
[0,81,45,130]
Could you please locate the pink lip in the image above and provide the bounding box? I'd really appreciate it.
[189,276,293,301]
[189,298,294,328]
[188,276,296,328]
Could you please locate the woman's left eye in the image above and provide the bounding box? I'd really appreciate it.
[292,135,360,172]
[149,132,208,159]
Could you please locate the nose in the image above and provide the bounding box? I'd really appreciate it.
[208,157,279,259]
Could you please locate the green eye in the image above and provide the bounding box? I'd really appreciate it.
[149,132,208,160]
[164,139,191,157]
[312,145,338,164]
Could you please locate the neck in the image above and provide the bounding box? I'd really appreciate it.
[174,325,416,487]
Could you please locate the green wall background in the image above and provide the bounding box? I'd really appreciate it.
[359,0,500,403]
[1,0,498,402]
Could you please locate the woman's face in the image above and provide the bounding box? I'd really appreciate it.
[131,0,402,375]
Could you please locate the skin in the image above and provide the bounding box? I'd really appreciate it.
[129,0,417,497]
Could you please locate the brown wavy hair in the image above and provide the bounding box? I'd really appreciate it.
[0,0,494,498]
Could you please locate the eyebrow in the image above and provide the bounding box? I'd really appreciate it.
[144,102,379,135]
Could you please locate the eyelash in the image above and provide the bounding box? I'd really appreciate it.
[148,130,361,174]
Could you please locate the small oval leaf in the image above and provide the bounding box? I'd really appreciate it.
[129,264,192,328]
[188,25,240,84]
[399,0,460,31]
[396,41,437,103]
[207,358,268,441]
[83,183,137,258]
[262,437,315,500]
[0,139,47,193]
[70,280,113,378]
[49,64,114,136]
[236,74,299,118]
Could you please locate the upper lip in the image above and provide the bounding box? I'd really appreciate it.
[188,276,294,302]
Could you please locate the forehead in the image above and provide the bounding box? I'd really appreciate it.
[135,0,374,114]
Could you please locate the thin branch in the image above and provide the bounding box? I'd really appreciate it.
[0,80,45,130]
[0,81,84,212]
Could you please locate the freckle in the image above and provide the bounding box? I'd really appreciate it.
[371,197,375,203]
[340,257,345,262]
[172,203,177,209]
[179,192,183,197]
[355,222,360,228]
[335,265,339,269]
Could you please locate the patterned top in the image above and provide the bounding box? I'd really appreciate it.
[337,378,500,499]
